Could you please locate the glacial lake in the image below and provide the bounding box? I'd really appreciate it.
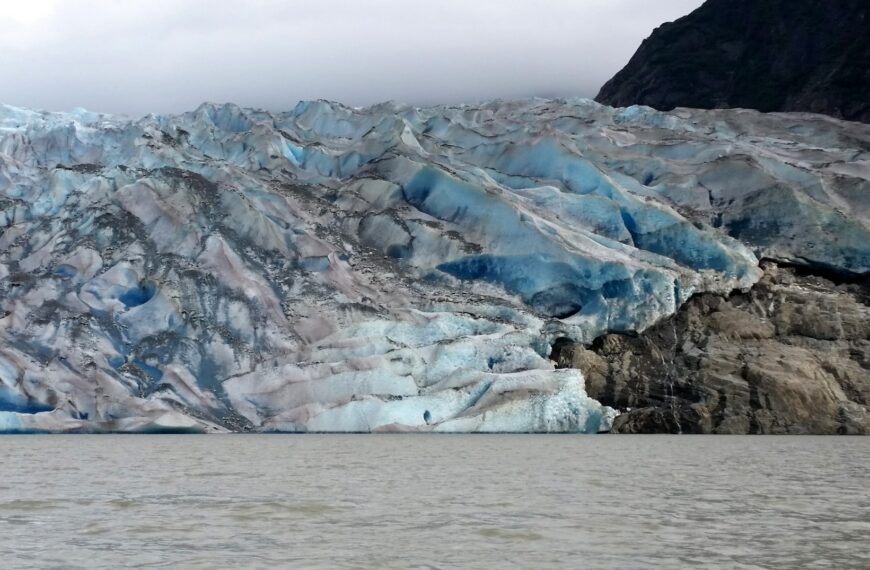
[1,435,868,569]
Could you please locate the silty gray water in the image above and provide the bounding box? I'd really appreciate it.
[1,435,867,569]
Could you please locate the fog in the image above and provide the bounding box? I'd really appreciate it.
[0,0,704,115]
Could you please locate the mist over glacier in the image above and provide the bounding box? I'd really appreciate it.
[0,98,868,432]
[0,0,705,115]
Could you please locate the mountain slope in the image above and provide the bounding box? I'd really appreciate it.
[596,0,870,123]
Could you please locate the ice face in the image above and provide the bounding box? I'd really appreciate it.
[0,98,867,432]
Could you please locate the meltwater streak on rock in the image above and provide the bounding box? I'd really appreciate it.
[0,99,868,432]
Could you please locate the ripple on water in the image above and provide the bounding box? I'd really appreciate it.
[0,499,59,511]
[477,528,544,541]
[227,501,339,522]
[106,498,139,509]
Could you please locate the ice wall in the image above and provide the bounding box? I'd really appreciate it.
[0,99,867,432]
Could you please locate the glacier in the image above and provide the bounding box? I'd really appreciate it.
[0,98,867,433]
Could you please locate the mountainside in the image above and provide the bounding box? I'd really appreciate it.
[0,99,868,432]
[596,0,870,123]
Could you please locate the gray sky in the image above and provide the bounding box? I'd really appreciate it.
[0,0,704,116]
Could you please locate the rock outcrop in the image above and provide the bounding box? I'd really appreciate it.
[596,0,870,124]
[554,262,870,434]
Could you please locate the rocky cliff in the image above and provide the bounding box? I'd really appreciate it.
[596,0,870,124]
[554,262,870,434]
[0,100,868,432]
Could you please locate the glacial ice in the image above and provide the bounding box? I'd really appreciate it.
[0,98,868,432]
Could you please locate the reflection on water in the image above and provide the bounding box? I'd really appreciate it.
[1,435,868,569]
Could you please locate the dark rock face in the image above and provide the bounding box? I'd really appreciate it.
[553,263,870,434]
[596,0,870,123]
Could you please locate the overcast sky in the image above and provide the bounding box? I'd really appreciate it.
[0,0,704,116]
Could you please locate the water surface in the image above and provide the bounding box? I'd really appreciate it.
[1,435,867,569]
